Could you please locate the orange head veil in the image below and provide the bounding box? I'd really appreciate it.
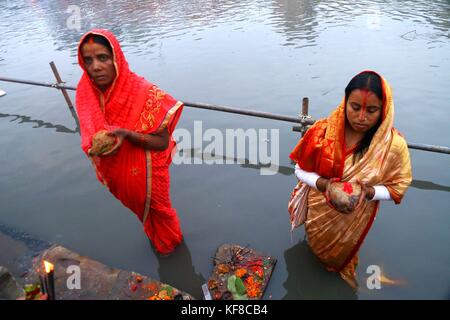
[75,29,182,157]
[290,70,395,179]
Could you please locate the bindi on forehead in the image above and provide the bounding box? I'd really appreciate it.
[350,89,376,109]
[360,89,369,109]
[82,43,110,55]
[81,47,91,57]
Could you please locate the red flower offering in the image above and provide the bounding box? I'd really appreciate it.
[343,182,353,194]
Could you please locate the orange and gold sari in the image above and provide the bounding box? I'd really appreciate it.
[76,29,184,254]
[289,71,412,288]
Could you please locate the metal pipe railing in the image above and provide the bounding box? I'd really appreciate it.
[0,76,76,90]
[1,74,449,155]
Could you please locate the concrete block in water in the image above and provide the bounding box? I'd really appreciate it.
[0,266,24,300]
[24,245,194,300]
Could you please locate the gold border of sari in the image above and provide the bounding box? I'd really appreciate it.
[155,101,184,133]
[142,150,152,224]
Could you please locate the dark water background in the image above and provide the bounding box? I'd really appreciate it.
[0,0,449,299]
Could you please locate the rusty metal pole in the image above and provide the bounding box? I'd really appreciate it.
[49,61,74,109]
[301,97,309,137]
[293,97,311,136]
[302,97,309,117]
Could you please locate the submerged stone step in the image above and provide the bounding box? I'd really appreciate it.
[0,225,194,300]
[23,245,194,300]
[0,266,24,300]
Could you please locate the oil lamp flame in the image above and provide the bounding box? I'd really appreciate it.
[43,260,54,273]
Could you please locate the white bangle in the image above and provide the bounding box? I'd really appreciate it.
[372,185,392,201]
[294,164,320,189]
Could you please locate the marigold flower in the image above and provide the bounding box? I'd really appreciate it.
[235,268,247,278]
[247,286,261,298]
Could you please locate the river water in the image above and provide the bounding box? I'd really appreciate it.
[0,0,449,299]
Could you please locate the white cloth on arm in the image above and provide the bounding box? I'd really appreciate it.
[294,164,320,189]
[294,164,392,200]
[372,185,392,201]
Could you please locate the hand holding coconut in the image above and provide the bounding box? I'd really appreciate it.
[101,128,128,156]
[323,179,369,214]
[88,127,170,158]
[88,129,127,157]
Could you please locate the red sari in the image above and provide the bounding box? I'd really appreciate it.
[76,29,184,254]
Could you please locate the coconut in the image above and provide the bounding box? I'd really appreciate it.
[88,130,116,156]
[328,181,362,213]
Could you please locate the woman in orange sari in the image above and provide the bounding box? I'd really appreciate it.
[76,29,184,255]
[288,71,412,288]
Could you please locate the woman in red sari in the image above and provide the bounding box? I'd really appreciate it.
[289,71,412,288]
[76,29,184,255]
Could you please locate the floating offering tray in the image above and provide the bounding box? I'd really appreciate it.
[206,244,276,300]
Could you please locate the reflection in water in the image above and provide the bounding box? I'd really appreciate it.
[270,0,450,48]
[410,179,450,193]
[180,147,293,175]
[283,239,357,299]
[2,0,448,59]
[156,241,205,300]
[271,0,319,48]
[1,0,449,300]
[2,105,448,194]
[3,0,258,58]
[180,149,450,192]
[0,111,79,134]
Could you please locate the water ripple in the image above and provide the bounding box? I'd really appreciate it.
[1,0,448,58]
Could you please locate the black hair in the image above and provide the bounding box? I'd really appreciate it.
[344,71,383,160]
[81,34,113,54]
